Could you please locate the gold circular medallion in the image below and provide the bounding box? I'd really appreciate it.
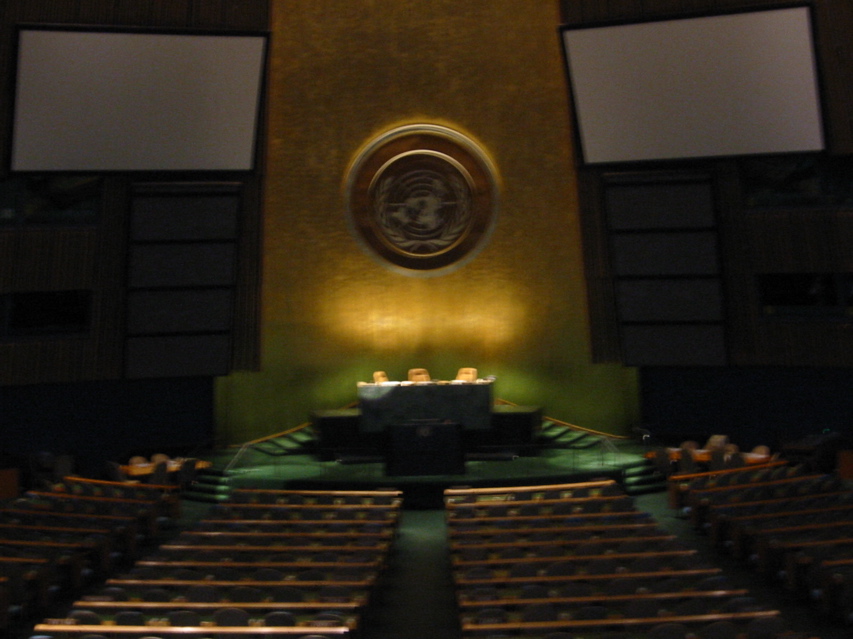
[346,125,498,274]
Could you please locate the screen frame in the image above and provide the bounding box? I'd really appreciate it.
[559,3,827,167]
[7,24,270,174]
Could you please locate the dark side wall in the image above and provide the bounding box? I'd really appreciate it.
[0,378,215,478]
[640,367,853,451]
[0,0,267,479]
[563,0,853,454]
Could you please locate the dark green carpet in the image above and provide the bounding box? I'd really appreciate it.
[362,509,459,639]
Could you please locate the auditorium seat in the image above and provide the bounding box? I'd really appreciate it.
[68,609,102,625]
[213,606,250,626]
[263,610,297,626]
[166,609,202,626]
[113,609,146,625]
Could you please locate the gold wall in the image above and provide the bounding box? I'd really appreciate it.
[215,0,639,444]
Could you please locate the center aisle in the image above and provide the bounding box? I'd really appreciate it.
[363,508,461,639]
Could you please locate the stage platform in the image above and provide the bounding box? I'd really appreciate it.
[193,432,658,508]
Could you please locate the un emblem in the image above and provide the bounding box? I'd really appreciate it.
[346,125,498,275]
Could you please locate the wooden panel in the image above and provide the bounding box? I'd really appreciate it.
[566,0,853,367]
[127,289,233,334]
[110,0,157,24]
[129,243,236,288]
[616,279,723,322]
[131,193,240,241]
[231,174,262,371]
[721,206,853,366]
[744,210,853,272]
[0,337,101,385]
[0,234,15,290]
[639,0,689,17]
[0,5,15,179]
[621,324,728,366]
[559,0,586,25]
[604,176,715,230]
[125,334,232,378]
[576,170,622,362]
[0,0,268,385]
[559,1,612,24]
[12,229,98,290]
[222,0,269,30]
[150,1,193,26]
[192,0,268,29]
[76,2,120,23]
[91,178,132,378]
[610,232,719,276]
[129,179,261,372]
[0,468,19,499]
[606,0,644,19]
[14,0,79,21]
[747,321,853,367]
[813,0,853,153]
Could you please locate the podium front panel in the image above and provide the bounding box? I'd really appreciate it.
[385,420,465,476]
[358,383,492,433]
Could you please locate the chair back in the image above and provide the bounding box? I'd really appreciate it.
[408,368,430,382]
[455,367,478,382]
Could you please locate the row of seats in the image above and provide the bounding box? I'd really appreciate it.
[228,488,402,507]
[52,476,182,520]
[444,480,803,639]
[677,459,853,630]
[688,471,844,530]
[648,435,775,480]
[0,477,176,627]
[666,460,794,509]
[206,501,399,523]
[30,486,402,639]
[108,456,202,489]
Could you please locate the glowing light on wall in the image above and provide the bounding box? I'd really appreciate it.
[317,280,528,352]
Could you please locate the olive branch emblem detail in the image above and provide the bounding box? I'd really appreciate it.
[373,169,472,255]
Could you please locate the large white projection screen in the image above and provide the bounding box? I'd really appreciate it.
[561,7,825,165]
[11,29,267,172]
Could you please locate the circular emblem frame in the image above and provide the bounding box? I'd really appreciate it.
[346,124,498,274]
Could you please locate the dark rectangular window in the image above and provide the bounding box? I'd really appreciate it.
[3,291,92,336]
[0,176,100,226]
[759,273,852,320]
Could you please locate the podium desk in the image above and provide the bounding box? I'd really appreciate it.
[358,382,493,434]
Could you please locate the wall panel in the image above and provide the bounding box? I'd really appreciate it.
[192,0,268,29]
[563,0,853,367]
[576,170,621,362]
[214,0,641,444]
[0,0,266,385]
